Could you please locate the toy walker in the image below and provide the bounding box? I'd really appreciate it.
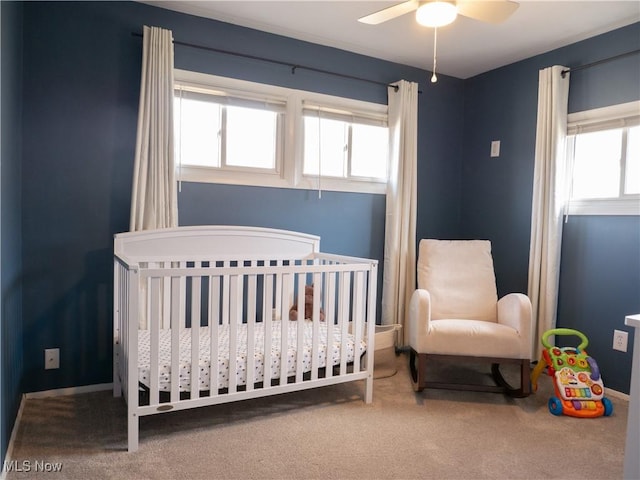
[531,328,613,418]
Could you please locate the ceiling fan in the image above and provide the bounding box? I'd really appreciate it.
[358,0,519,27]
[359,1,519,83]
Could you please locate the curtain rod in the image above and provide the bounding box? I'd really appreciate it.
[131,32,401,92]
[561,49,640,78]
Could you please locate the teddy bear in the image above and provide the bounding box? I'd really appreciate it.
[289,284,325,321]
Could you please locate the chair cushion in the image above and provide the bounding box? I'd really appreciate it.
[424,319,525,358]
[417,239,497,322]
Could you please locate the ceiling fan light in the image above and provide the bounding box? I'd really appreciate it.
[415,1,458,28]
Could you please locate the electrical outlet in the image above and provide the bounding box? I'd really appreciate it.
[45,348,59,369]
[613,330,628,352]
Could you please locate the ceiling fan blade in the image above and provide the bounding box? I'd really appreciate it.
[358,0,420,25]
[457,0,519,24]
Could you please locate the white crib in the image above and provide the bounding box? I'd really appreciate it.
[113,226,378,452]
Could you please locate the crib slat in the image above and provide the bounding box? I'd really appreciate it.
[279,273,288,385]
[209,275,220,396]
[262,270,271,325]
[228,274,241,393]
[274,260,283,317]
[190,274,201,400]
[310,273,321,380]
[170,276,181,403]
[263,274,274,388]
[179,263,187,328]
[352,271,364,373]
[339,271,351,375]
[324,270,336,379]
[222,265,230,325]
[246,272,257,391]
[149,277,160,406]
[162,264,171,330]
[295,273,305,384]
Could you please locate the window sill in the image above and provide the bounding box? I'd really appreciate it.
[568,197,640,216]
[296,177,386,195]
[177,168,387,195]
[178,167,289,190]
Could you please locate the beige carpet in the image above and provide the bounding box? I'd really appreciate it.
[6,353,627,479]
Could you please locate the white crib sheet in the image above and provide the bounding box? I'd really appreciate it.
[138,320,366,392]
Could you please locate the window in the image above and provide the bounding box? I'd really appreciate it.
[567,101,640,215]
[173,69,388,194]
[174,85,285,177]
[302,104,388,182]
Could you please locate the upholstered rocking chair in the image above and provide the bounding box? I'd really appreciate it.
[408,239,532,397]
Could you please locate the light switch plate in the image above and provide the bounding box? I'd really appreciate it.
[490,140,500,157]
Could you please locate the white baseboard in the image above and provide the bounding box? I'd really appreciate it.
[605,387,630,402]
[24,383,113,400]
[1,395,26,480]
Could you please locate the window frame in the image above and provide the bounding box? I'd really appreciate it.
[174,72,290,189]
[301,101,389,187]
[566,100,640,216]
[174,69,389,195]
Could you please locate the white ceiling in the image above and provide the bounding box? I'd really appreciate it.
[143,1,640,79]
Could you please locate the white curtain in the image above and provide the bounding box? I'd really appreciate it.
[130,25,177,232]
[528,65,571,359]
[381,80,418,346]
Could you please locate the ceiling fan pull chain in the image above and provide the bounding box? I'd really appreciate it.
[431,27,438,83]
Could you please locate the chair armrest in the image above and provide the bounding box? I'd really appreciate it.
[497,293,533,358]
[408,289,431,352]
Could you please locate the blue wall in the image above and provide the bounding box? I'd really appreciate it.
[1,0,24,464]
[461,23,640,393]
[557,26,640,394]
[18,1,463,394]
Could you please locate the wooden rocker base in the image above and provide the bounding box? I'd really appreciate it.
[409,349,531,398]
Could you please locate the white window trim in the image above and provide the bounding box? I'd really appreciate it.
[174,69,388,195]
[566,100,640,216]
[568,197,640,216]
[567,101,640,134]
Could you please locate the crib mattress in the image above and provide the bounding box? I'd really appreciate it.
[138,320,366,392]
